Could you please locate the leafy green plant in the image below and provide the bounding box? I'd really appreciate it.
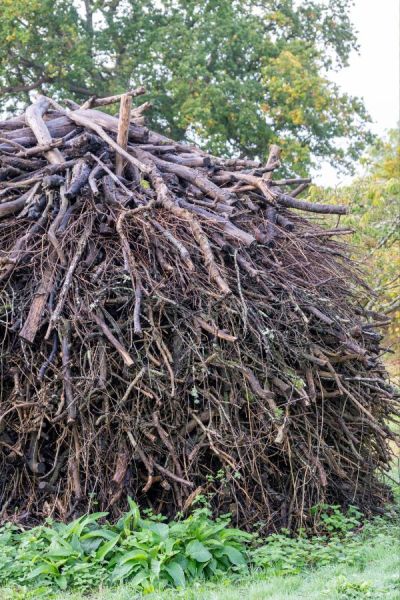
[0,499,252,593]
[1,500,398,595]
[335,577,376,599]
[251,505,364,576]
[312,504,363,535]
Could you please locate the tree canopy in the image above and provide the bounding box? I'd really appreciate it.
[0,0,373,172]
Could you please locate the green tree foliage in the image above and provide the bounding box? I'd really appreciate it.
[0,0,373,171]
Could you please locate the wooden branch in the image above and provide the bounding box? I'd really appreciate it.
[0,76,51,96]
[194,316,237,342]
[80,87,145,109]
[64,159,92,199]
[25,96,65,165]
[91,311,134,367]
[144,151,233,204]
[272,178,311,186]
[47,188,69,265]
[16,139,64,158]
[115,93,133,176]
[276,192,348,214]
[20,266,54,343]
[275,214,294,230]
[61,320,75,423]
[151,220,195,271]
[53,106,151,175]
[116,209,145,334]
[265,206,277,246]
[212,169,277,204]
[19,96,68,329]
[243,368,278,413]
[45,220,93,339]
[177,198,256,246]
[263,144,281,182]
[130,101,152,121]
[0,187,38,219]
[291,182,310,197]
[153,462,194,487]
[147,165,231,295]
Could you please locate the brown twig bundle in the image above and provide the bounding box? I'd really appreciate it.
[0,90,398,530]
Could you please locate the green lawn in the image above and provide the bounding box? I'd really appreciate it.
[1,511,399,600]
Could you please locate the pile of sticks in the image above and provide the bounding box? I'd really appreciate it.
[0,89,398,530]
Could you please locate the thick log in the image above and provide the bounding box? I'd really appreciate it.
[25,97,65,165]
[64,159,92,199]
[0,188,36,218]
[149,155,235,205]
[276,192,348,215]
[177,198,256,246]
[72,108,148,143]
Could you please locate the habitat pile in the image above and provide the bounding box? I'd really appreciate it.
[0,88,398,531]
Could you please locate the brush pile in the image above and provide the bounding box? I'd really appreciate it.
[0,89,398,531]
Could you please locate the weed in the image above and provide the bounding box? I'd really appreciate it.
[335,577,376,599]
[252,505,366,576]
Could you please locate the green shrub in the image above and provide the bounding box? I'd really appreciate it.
[0,500,398,595]
[251,505,365,575]
[0,499,252,593]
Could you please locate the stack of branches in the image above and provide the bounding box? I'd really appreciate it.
[0,89,398,531]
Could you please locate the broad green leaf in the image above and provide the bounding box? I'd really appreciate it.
[128,570,149,587]
[95,536,121,561]
[66,512,108,538]
[111,562,137,582]
[164,561,186,587]
[150,558,161,578]
[146,522,169,540]
[45,545,76,560]
[185,540,212,563]
[219,529,254,541]
[55,575,68,590]
[80,537,104,554]
[26,563,59,579]
[81,529,117,541]
[220,545,247,566]
[118,549,148,564]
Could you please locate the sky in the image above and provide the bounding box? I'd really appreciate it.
[315,0,400,186]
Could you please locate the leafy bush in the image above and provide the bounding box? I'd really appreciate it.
[0,500,398,595]
[251,505,364,575]
[0,499,251,593]
[335,578,376,599]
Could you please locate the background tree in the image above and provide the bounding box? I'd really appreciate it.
[0,0,373,172]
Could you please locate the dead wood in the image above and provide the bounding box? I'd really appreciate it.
[0,89,398,533]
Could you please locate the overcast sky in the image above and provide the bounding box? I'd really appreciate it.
[315,0,399,186]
